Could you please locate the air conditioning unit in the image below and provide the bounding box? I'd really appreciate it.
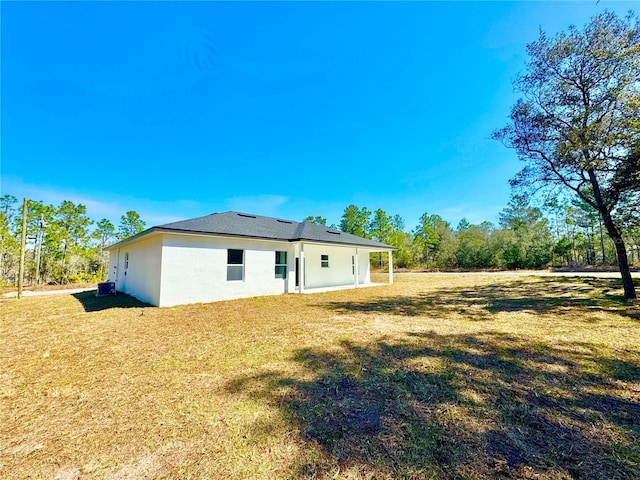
[97,282,116,296]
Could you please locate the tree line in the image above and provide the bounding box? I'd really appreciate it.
[0,196,145,286]
[2,191,638,288]
[306,193,640,272]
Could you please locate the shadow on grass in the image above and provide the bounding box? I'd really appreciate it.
[72,290,151,312]
[226,276,640,478]
[227,333,640,479]
[320,277,640,322]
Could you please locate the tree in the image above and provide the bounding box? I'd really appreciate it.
[118,210,146,239]
[0,195,19,282]
[457,218,471,231]
[24,200,55,285]
[499,195,553,269]
[369,209,393,268]
[431,220,457,269]
[46,201,92,283]
[414,213,447,266]
[339,205,371,238]
[303,215,327,225]
[493,11,640,298]
[95,219,116,247]
[456,221,496,269]
[94,219,116,280]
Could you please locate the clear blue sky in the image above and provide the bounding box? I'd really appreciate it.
[2,1,637,230]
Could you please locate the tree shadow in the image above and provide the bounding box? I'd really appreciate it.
[72,290,151,312]
[320,277,640,322]
[226,331,640,478]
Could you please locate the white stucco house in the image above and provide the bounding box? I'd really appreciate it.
[105,211,394,307]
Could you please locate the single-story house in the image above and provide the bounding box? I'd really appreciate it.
[105,211,394,307]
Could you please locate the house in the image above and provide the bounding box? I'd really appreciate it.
[105,211,394,307]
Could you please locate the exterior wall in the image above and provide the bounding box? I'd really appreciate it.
[106,232,387,307]
[159,234,295,307]
[106,235,162,306]
[359,249,372,284]
[298,243,373,289]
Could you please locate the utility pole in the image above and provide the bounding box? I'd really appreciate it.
[18,197,28,299]
[34,216,45,290]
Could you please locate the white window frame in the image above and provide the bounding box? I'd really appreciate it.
[321,254,329,268]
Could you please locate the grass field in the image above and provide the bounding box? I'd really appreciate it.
[1,273,639,479]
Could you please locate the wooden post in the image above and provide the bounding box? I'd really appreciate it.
[18,198,28,299]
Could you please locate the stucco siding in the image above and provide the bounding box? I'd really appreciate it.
[359,249,372,284]
[300,243,372,289]
[159,234,294,307]
[107,235,162,306]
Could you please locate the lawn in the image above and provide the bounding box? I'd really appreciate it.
[1,273,639,479]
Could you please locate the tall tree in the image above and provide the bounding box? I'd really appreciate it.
[339,205,371,238]
[391,214,405,232]
[94,219,116,280]
[24,200,55,284]
[493,11,640,299]
[499,195,553,269]
[457,218,471,232]
[303,215,327,225]
[95,219,116,247]
[118,210,146,239]
[48,201,92,283]
[369,209,393,268]
[0,195,19,281]
[414,213,447,266]
[456,222,496,269]
[369,209,393,243]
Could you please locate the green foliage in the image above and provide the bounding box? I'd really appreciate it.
[0,195,19,280]
[369,209,393,244]
[339,205,371,238]
[2,196,146,286]
[118,210,146,240]
[413,213,452,267]
[456,223,496,269]
[7,188,636,288]
[493,10,639,297]
[94,219,116,246]
[303,216,327,226]
[498,195,553,269]
[456,218,470,231]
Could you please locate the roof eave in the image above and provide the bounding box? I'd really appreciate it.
[104,226,396,251]
[290,237,396,250]
[104,227,159,251]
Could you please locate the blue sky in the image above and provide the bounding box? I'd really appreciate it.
[2,1,637,230]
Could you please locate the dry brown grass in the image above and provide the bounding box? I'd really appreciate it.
[1,273,639,479]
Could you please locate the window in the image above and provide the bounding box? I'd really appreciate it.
[275,251,287,279]
[227,249,244,281]
[321,254,329,268]
[124,252,129,269]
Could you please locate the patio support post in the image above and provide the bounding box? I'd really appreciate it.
[388,250,393,284]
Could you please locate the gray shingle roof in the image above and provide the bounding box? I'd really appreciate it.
[109,211,393,249]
